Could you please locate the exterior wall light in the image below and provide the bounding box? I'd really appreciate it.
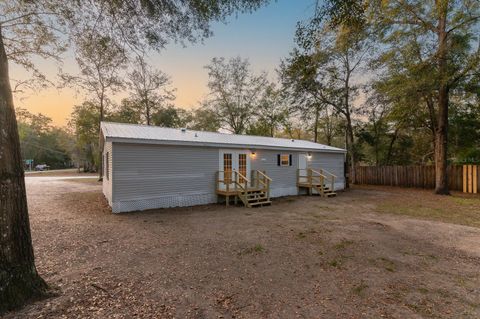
[307,152,312,159]
[250,150,256,158]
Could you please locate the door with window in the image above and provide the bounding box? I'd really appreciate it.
[219,150,250,190]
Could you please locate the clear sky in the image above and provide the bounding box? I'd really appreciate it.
[12,0,317,126]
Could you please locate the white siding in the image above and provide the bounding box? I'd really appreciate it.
[250,150,299,197]
[309,152,345,190]
[111,143,218,212]
[108,143,346,213]
[250,150,345,195]
[102,141,113,205]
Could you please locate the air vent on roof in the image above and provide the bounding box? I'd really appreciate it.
[181,128,187,133]
[291,139,295,142]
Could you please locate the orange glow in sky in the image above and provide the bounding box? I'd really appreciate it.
[11,0,315,127]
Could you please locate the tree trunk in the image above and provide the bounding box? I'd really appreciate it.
[345,110,356,184]
[346,122,356,184]
[313,106,319,143]
[146,100,151,126]
[434,7,449,195]
[435,85,449,194]
[0,27,48,314]
[98,93,104,181]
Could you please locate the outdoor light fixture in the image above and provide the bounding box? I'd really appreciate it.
[250,150,257,158]
[307,152,312,159]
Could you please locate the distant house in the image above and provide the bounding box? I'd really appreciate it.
[100,122,346,213]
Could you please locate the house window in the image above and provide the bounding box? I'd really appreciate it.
[280,154,290,166]
[223,153,232,183]
[106,152,109,180]
[238,154,247,183]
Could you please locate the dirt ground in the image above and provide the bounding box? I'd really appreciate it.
[4,175,480,318]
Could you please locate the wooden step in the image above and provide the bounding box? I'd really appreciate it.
[246,193,266,199]
[248,200,272,207]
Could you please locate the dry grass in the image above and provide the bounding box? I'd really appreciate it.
[7,180,480,319]
[366,186,480,228]
[61,178,100,185]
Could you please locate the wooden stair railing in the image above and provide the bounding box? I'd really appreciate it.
[297,168,337,198]
[251,170,272,202]
[233,170,250,206]
[318,168,336,193]
[216,170,272,207]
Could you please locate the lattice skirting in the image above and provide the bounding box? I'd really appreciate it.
[112,193,217,213]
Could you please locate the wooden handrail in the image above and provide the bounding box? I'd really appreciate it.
[235,170,250,183]
[310,169,329,180]
[320,168,337,179]
[257,170,272,182]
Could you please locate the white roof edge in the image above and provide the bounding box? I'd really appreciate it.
[105,136,347,153]
[101,122,347,153]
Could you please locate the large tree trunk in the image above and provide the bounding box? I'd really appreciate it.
[0,27,48,314]
[345,113,356,184]
[435,85,449,194]
[434,7,449,195]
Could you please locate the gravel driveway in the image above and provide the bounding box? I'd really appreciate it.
[5,177,480,318]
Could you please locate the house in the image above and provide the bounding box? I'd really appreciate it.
[100,122,346,213]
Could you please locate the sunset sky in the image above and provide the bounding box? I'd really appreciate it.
[12,0,317,127]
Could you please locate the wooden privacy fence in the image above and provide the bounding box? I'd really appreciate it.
[356,165,479,193]
[463,165,478,194]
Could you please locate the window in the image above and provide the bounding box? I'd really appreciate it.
[106,152,109,180]
[238,154,247,183]
[223,153,232,183]
[280,154,290,166]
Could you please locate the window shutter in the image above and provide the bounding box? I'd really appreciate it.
[277,154,280,166]
[289,154,292,166]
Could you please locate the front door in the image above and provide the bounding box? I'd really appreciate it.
[219,150,250,190]
[298,153,309,183]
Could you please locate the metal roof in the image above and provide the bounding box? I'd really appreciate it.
[101,122,346,153]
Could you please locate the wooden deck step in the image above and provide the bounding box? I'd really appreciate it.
[248,200,272,207]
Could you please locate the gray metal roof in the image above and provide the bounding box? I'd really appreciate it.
[101,122,346,153]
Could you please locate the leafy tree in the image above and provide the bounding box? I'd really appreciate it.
[370,0,480,194]
[247,83,288,137]
[69,101,101,172]
[189,107,221,132]
[62,31,127,179]
[108,98,143,125]
[152,106,192,128]
[128,56,175,125]
[16,108,72,169]
[280,50,332,143]
[449,100,480,163]
[284,17,373,182]
[1,0,269,311]
[204,57,268,134]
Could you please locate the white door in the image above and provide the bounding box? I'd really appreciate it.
[298,153,308,183]
[219,150,251,190]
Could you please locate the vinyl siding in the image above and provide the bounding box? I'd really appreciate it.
[112,143,218,212]
[250,150,345,196]
[108,143,345,212]
[309,152,345,189]
[102,141,113,205]
[250,150,300,197]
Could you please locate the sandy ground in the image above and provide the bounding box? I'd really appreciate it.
[4,178,480,318]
